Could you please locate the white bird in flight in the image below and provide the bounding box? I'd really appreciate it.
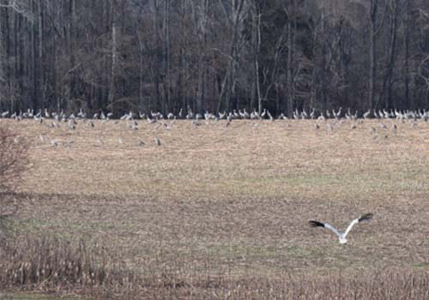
[309,213,373,244]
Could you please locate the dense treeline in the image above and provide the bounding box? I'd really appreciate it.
[1,0,429,117]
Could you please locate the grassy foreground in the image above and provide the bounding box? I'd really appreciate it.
[1,118,429,298]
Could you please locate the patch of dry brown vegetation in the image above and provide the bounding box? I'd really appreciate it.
[0,126,29,193]
[0,236,108,288]
[1,234,428,299]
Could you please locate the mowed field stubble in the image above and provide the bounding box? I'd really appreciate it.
[2,117,429,297]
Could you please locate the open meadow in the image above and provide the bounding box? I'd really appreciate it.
[1,117,429,298]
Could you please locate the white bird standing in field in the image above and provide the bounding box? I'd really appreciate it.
[309,213,373,244]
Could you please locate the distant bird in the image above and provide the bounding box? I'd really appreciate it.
[333,107,342,119]
[147,116,156,124]
[301,109,308,119]
[129,120,138,130]
[151,111,163,119]
[34,116,43,123]
[250,109,260,120]
[232,110,239,119]
[120,112,129,120]
[77,108,86,118]
[186,108,193,119]
[242,108,250,119]
[278,113,288,120]
[261,108,267,119]
[309,213,373,244]
[50,122,60,128]
[310,108,316,119]
[155,137,161,146]
[363,109,371,119]
[68,120,75,130]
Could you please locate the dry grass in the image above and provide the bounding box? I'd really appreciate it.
[0,126,29,193]
[1,118,429,298]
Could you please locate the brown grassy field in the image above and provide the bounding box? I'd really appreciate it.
[1,117,429,298]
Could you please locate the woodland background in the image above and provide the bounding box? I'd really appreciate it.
[1,0,429,117]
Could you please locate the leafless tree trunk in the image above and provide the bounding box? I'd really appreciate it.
[403,0,411,108]
[285,1,296,117]
[251,3,262,114]
[136,29,145,112]
[31,0,37,109]
[194,0,209,114]
[368,0,386,109]
[38,0,44,109]
[378,0,398,109]
[0,4,8,109]
[224,0,245,112]
[162,0,171,114]
[67,0,76,110]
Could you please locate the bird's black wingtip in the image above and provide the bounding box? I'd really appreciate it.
[309,220,325,228]
[358,213,373,222]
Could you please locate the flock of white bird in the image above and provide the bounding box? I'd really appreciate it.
[0,106,429,122]
[0,106,427,150]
